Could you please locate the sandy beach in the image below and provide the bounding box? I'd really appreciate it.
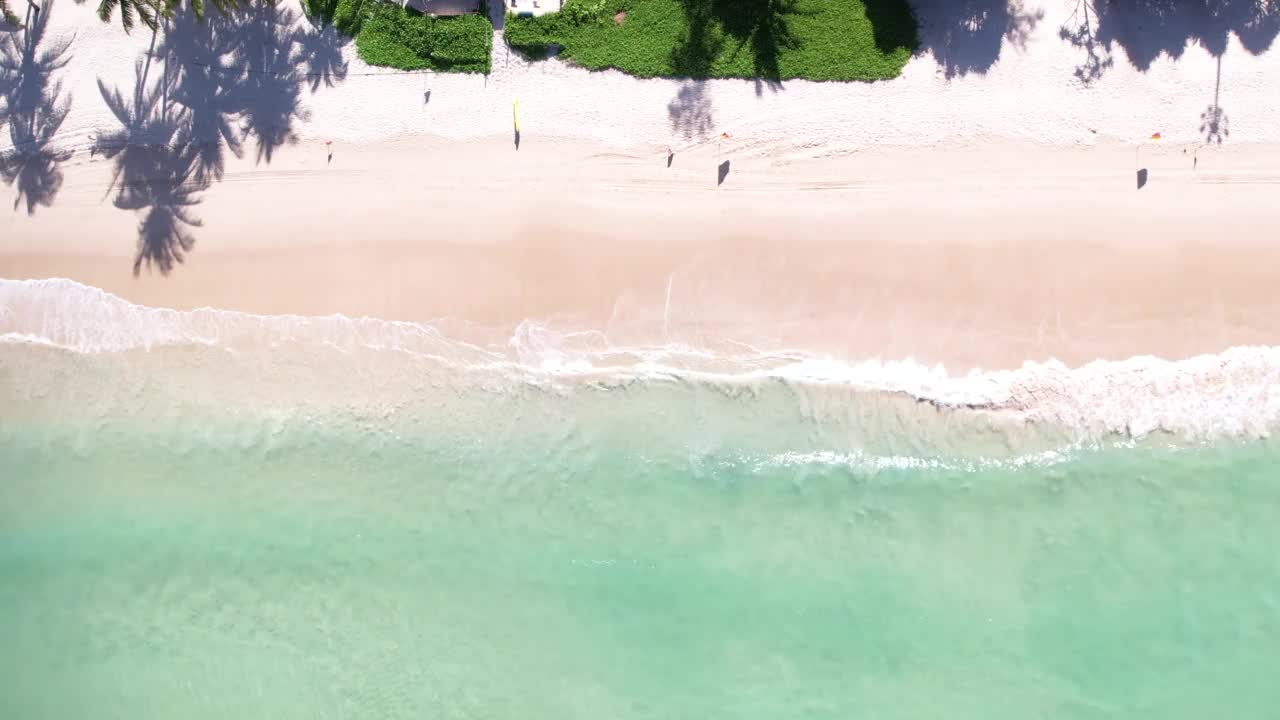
[8,6,1280,711]
[3,0,1280,371]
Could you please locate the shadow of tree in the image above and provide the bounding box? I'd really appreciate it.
[668,80,713,140]
[94,59,200,274]
[1061,1,1271,142]
[670,0,725,77]
[1093,0,1279,70]
[1059,0,1114,84]
[297,19,349,92]
[119,146,204,275]
[1063,0,1279,83]
[908,0,1043,78]
[1200,54,1228,144]
[670,0,801,81]
[94,3,349,275]
[231,2,311,163]
[157,9,245,185]
[0,0,73,214]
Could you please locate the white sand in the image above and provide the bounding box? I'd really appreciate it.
[4,133,1280,370]
[6,0,1279,156]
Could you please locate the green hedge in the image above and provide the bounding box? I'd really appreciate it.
[313,0,493,73]
[303,0,340,24]
[503,0,918,81]
[305,0,369,35]
[430,13,494,65]
[504,0,611,55]
[332,0,370,36]
[503,12,564,55]
[354,4,492,72]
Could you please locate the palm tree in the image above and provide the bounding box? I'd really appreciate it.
[87,0,166,32]
[84,0,245,34]
[7,0,249,31]
[188,0,245,22]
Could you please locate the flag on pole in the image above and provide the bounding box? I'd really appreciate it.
[513,99,520,133]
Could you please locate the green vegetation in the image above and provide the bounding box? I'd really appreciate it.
[307,0,371,36]
[332,0,366,36]
[307,0,493,73]
[503,0,919,81]
[84,0,246,33]
[357,5,492,71]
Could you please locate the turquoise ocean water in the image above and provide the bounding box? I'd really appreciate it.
[3,280,1279,718]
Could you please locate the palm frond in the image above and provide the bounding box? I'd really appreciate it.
[96,77,133,125]
[97,0,120,26]
[135,0,157,30]
[92,0,166,33]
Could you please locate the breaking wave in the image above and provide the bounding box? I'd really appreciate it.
[3,278,1278,447]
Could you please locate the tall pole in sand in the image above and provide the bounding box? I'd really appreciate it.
[513,98,521,150]
[1135,132,1160,189]
[717,132,730,187]
[1137,131,1162,167]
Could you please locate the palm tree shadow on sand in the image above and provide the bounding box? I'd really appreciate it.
[93,3,348,275]
[94,59,202,275]
[0,0,74,214]
[1059,0,1113,85]
[909,0,1043,79]
[1061,0,1279,84]
[668,80,713,141]
[1200,54,1228,146]
[227,2,313,163]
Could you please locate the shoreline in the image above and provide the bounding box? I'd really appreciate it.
[5,276,1280,447]
[4,136,1280,372]
[4,1,1280,372]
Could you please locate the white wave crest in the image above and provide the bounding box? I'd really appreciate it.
[3,277,1278,440]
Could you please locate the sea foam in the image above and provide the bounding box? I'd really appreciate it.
[2,278,1278,442]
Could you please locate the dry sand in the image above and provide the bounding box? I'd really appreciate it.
[4,136,1279,371]
[3,0,1280,371]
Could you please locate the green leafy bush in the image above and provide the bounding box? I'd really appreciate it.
[502,0,918,81]
[503,12,563,55]
[332,0,371,35]
[304,0,341,24]
[429,14,494,66]
[355,3,492,72]
[560,0,609,25]
[305,0,367,33]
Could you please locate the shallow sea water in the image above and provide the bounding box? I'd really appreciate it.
[5,407,1280,718]
[2,281,1279,718]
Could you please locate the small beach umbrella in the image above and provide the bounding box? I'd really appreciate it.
[1136,131,1162,165]
[1134,131,1162,189]
[513,99,520,133]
